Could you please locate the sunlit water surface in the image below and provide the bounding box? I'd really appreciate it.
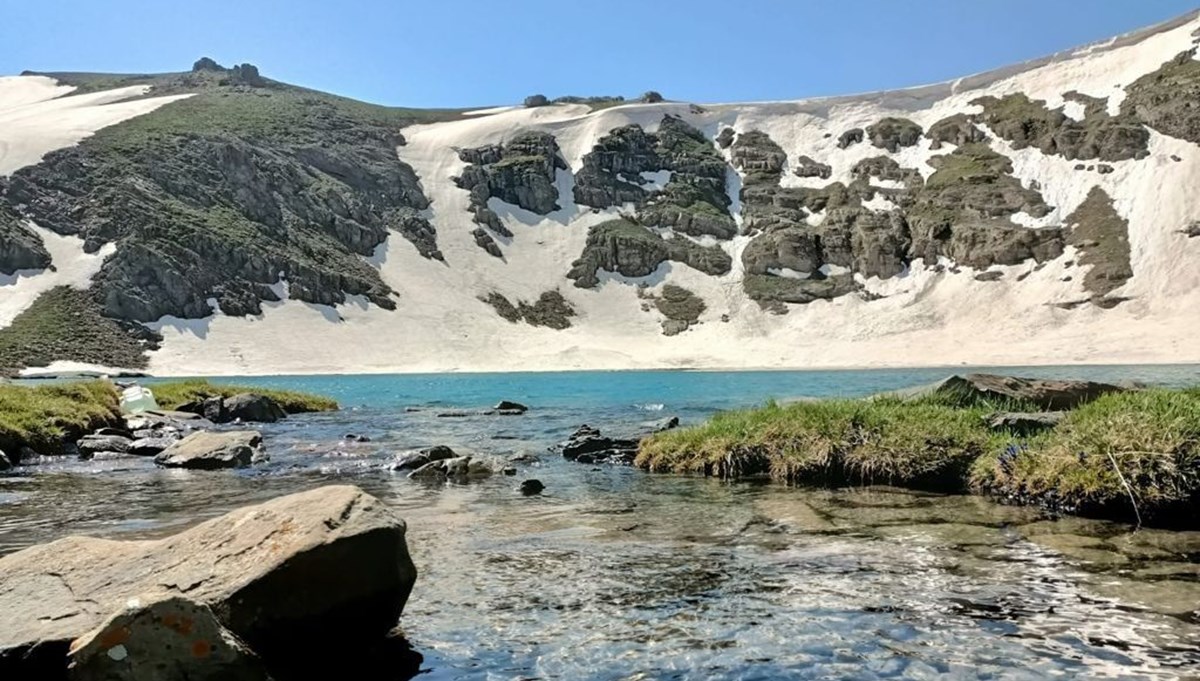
[2,366,1199,679]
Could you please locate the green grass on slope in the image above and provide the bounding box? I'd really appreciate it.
[0,381,122,456]
[151,379,338,413]
[0,287,152,376]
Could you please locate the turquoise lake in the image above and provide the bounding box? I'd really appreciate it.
[3,364,1200,679]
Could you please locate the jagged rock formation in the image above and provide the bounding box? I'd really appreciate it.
[573,116,737,239]
[906,143,1062,267]
[2,75,446,323]
[482,290,576,329]
[0,205,50,275]
[926,114,989,150]
[454,131,567,256]
[1065,186,1133,304]
[567,219,731,288]
[851,156,922,187]
[866,117,923,152]
[972,93,1150,162]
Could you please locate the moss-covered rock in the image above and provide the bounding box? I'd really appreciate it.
[0,287,159,375]
[648,284,706,336]
[743,273,858,313]
[866,117,923,152]
[567,219,731,288]
[482,290,575,329]
[851,156,922,187]
[455,131,567,216]
[1122,49,1200,145]
[1065,186,1132,301]
[972,93,1149,162]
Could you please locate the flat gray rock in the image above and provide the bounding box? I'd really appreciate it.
[0,485,415,679]
[154,431,264,470]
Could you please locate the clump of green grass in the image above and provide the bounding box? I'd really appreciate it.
[150,379,338,413]
[972,389,1200,524]
[637,397,1003,492]
[0,381,122,456]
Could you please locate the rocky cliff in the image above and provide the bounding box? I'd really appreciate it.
[2,14,1199,375]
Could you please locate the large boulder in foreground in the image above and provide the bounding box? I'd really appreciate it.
[889,374,1127,410]
[154,431,265,469]
[0,485,416,680]
[223,393,287,423]
[68,594,268,681]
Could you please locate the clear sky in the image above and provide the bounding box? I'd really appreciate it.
[2,1,1197,108]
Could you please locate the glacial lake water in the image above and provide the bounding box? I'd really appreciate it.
[2,364,1200,679]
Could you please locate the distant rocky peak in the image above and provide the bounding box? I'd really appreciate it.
[192,57,226,72]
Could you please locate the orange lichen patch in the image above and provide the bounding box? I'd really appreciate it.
[160,613,195,636]
[96,625,132,650]
[192,638,212,659]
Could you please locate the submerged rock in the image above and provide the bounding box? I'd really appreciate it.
[67,594,268,681]
[153,431,265,470]
[494,400,528,413]
[0,485,416,680]
[407,455,494,481]
[388,445,457,471]
[520,479,546,496]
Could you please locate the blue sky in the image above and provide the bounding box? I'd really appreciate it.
[2,1,1197,107]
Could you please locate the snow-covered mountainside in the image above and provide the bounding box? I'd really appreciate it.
[2,14,1200,376]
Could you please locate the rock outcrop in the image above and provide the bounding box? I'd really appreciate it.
[865,117,923,152]
[972,93,1150,162]
[454,131,568,255]
[1064,186,1133,303]
[2,78,442,323]
[1123,49,1200,144]
[0,205,51,275]
[890,373,1128,410]
[647,284,706,336]
[0,485,417,680]
[482,290,576,329]
[558,425,640,465]
[573,116,737,239]
[926,113,989,150]
[568,219,731,288]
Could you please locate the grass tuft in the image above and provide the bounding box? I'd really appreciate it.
[0,381,122,456]
[150,379,338,413]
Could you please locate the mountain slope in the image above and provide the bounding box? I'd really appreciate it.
[2,16,1200,376]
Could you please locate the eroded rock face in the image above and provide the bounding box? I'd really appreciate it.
[5,121,436,321]
[793,155,832,179]
[574,116,736,240]
[647,284,706,336]
[0,205,51,275]
[0,485,416,680]
[972,93,1150,162]
[837,128,864,149]
[567,219,731,288]
[1123,49,1200,144]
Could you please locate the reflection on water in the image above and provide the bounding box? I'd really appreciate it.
[2,367,1200,679]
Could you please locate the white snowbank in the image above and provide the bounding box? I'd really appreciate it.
[0,224,115,326]
[0,76,191,176]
